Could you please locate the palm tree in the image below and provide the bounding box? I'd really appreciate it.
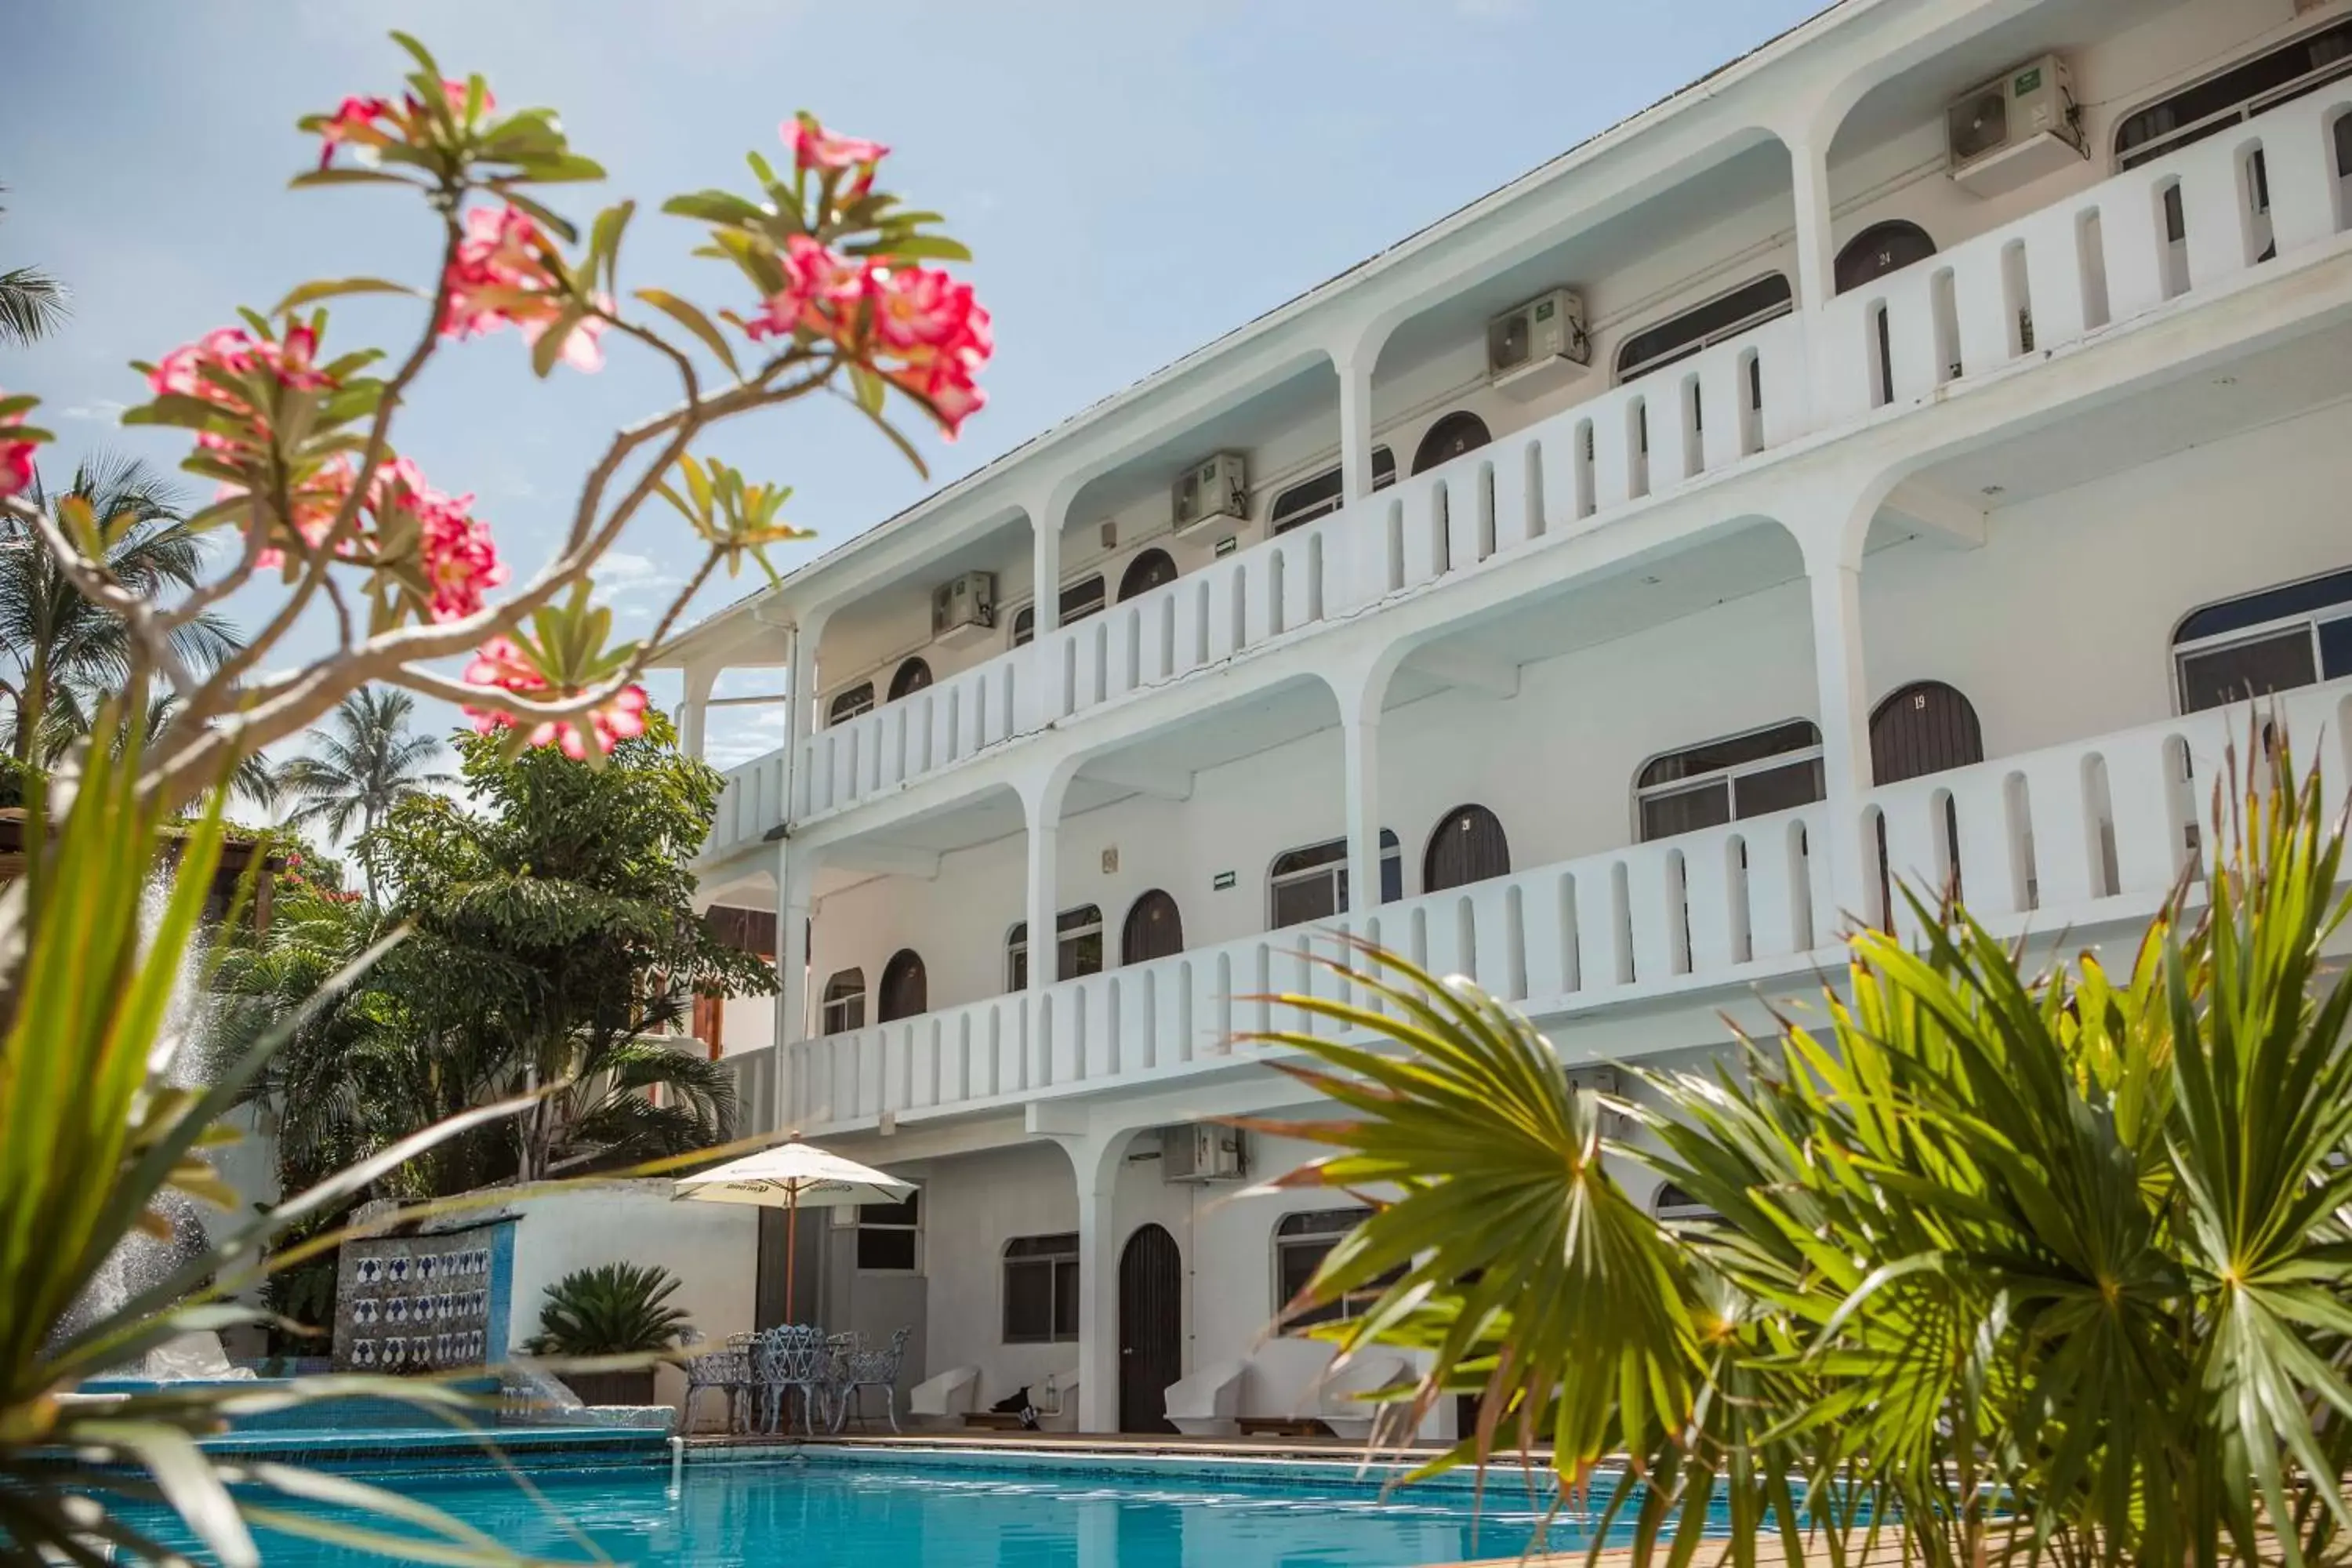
[0,187,67,345]
[1271,741,2352,1568]
[277,687,453,897]
[31,691,281,812]
[0,453,243,760]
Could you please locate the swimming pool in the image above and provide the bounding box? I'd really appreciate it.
[141,1446,1725,1565]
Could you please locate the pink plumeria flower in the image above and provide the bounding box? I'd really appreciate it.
[0,419,34,499]
[780,117,887,173]
[317,96,392,169]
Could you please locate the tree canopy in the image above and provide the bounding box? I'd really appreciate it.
[234,713,773,1199]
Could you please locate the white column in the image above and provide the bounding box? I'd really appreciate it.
[771,843,814,1133]
[1789,138,1837,318]
[785,625,817,817]
[679,664,717,762]
[1062,1133,1125,1434]
[1030,499,1065,638]
[1342,706,1382,914]
[1338,347,1377,505]
[1025,800,1059,992]
[1806,551,1877,924]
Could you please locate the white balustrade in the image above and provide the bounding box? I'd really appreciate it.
[768,681,2352,1134]
[1820,85,2352,424]
[779,802,1832,1131]
[704,745,789,860]
[1868,682,2352,946]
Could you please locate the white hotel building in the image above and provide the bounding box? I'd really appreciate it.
[652,0,2352,1437]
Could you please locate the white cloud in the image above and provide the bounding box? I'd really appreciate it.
[60,398,129,423]
[590,550,682,604]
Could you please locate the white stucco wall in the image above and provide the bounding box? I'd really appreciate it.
[505,1181,757,1413]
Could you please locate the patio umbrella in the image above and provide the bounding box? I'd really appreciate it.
[672,1142,913,1323]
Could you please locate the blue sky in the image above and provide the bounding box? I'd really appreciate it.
[3,0,1823,774]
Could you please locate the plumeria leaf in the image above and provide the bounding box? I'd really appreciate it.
[289,168,413,190]
[632,289,740,377]
[846,234,972,263]
[488,187,578,244]
[586,201,635,294]
[529,307,588,378]
[271,278,419,314]
[661,190,766,226]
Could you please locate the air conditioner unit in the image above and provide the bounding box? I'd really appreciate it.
[930,570,996,649]
[1946,54,2085,199]
[1160,1123,1246,1184]
[1486,288,1590,401]
[1172,452,1248,532]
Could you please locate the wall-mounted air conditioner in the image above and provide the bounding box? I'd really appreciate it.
[1946,54,2085,199]
[930,570,996,649]
[1173,452,1248,532]
[1487,288,1590,401]
[1160,1123,1246,1184]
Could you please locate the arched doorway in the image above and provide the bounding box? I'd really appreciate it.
[1870,681,1984,924]
[1423,804,1510,892]
[887,657,932,701]
[1120,890,1183,965]
[876,949,927,1022]
[1118,1223,1182,1433]
[1870,681,1984,784]
[1117,548,1178,602]
[1834,220,1937,293]
[1410,410,1491,475]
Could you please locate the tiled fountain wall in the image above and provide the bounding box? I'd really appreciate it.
[332,1217,517,1374]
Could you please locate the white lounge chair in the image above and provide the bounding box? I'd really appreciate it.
[1162,1359,1244,1437]
[908,1363,979,1425]
[1163,1341,1413,1439]
[1316,1350,1410,1441]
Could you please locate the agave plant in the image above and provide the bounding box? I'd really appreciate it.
[1265,739,2352,1568]
[524,1262,691,1357]
[0,713,552,1566]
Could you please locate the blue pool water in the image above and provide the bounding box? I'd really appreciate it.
[134,1449,1725,1565]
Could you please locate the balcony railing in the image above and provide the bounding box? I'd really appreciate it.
[702,82,2352,862]
[723,680,2352,1136]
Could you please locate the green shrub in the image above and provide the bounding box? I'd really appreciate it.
[524,1261,691,1356]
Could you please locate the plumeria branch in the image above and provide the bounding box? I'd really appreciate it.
[0,37,989,810]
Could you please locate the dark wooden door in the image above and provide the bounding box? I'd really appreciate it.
[876,949,927,1022]
[1120,890,1184,965]
[1870,681,1984,785]
[1118,549,1178,602]
[1871,682,1984,922]
[1835,221,1937,293]
[888,657,933,700]
[1424,804,1511,892]
[1118,1223,1181,1433]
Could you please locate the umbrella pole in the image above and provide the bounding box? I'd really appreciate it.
[784,1186,799,1325]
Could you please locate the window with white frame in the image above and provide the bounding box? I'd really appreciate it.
[1010,575,1107,648]
[819,967,866,1035]
[1268,832,1401,929]
[1635,720,1824,842]
[2172,567,2352,714]
[826,681,875,726]
[1615,273,1791,386]
[1269,447,1396,535]
[1272,1207,1403,1329]
[856,1192,920,1272]
[1003,1232,1080,1343]
[1006,905,1104,991]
